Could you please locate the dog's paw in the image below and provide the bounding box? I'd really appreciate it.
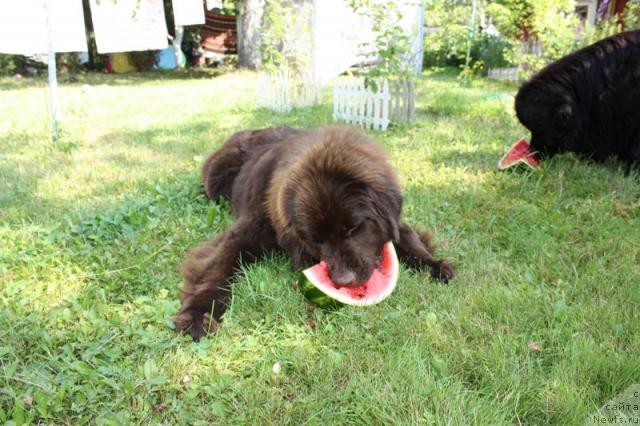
[174,309,219,341]
[431,260,454,283]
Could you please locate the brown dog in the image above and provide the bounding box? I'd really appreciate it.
[175,125,454,340]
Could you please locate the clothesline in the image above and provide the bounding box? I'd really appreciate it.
[0,0,212,142]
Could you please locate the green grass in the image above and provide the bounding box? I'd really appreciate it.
[1,68,639,425]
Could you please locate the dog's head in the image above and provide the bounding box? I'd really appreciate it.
[515,80,582,157]
[283,127,402,287]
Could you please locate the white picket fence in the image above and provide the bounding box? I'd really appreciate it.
[487,67,520,82]
[256,71,320,113]
[333,78,415,131]
[389,79,416,123]
[333,79,390,131]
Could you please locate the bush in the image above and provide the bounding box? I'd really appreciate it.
[423,26,470,68]
[0,54,19,75]
[424,0,640,78]
[476,34,511,70]
[423,2,474,67]
[422,1,510,72]
[129,51,157,71]
[579,2,640,47]
[486,0,578,78]
[0,54,49,77]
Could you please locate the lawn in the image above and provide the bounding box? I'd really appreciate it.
[1,69,639,425]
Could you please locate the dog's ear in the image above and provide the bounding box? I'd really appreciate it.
[554,104,572,127]
[388,213,400,243]
[370,189,402,243]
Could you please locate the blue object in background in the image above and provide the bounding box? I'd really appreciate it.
[156,46,186,69]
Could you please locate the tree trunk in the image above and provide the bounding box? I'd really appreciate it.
[237,0,265,69]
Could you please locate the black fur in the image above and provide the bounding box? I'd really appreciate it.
[515,31,640,168]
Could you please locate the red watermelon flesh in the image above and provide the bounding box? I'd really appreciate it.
[498,139,541,170]
[301,242,399,306]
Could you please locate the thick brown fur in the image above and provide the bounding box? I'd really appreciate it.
[175,125,454,340]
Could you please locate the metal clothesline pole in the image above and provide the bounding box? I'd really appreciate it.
[43,0,59,142]
[463,0,478,86]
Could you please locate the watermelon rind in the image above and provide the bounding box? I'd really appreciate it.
[497,156,538,170]
[498,139,540,170]
[300,242,399,307]
[299,278,343,310]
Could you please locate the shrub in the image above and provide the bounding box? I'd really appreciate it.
[476,34,511,70]
[0,54,19,75]
[487,0,578,77]
[423,1,475,67]
[579,2,640,47]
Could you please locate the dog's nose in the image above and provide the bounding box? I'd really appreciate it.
[330,269,356,286]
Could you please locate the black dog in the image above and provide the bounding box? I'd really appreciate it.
[515,31,640,168]
[175,125,454,340]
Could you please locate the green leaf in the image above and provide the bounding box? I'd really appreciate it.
[34,390,49,419]
[11,400,25,425]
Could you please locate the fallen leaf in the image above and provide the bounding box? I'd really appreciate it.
[153,403,167,413]
[527,341,542,352]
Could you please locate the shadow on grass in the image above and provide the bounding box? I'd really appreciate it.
[0,100,334,225]
[0,67,229,91]
[420,67,461,81]
[420,67,519,90]
[0,145,161,223]
[0,152,79,222]
[93,102,334,158]
[429,146,503,170]
[2,168,210,307]
[5,98,636,286]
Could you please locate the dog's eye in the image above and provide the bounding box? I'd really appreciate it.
[345,221,364,238]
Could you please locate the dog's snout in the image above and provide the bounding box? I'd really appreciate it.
[329,268,356,287]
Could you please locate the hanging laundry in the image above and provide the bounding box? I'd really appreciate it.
[206,0,224,11]
[173,0,205,26]
[89,0,168,54]
[0,0,87,55]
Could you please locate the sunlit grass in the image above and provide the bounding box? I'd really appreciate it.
[1,68,639,424]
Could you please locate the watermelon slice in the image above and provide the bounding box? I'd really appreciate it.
[300,241,399,308]
[498,139,541,170]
